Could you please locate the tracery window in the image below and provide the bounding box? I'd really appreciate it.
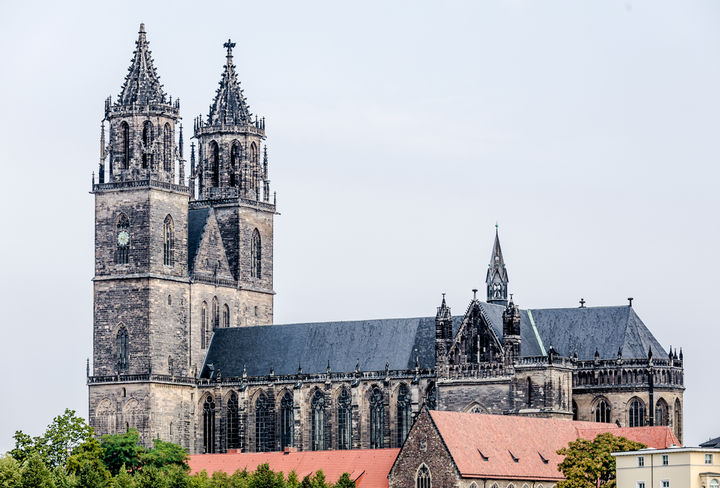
[709,479,719,488]
[227,392,240,450]
[280,392,294,449]
[337,388,352,450]
[223,304,230,328]
[255,392,273,452]
[527,377,533,406]
[251,229,262,279]
[201,302,208,348]
[230,142,240,187]
[142,121,153,169]
[595,398,611,423]
[397,384,411,446]
[212,297,219,331]
[629,398,645,427]
[163,215,174,266]
[425,383,437,410]
[120,122,130,169]
[655,399,669,426]
[370,388,384,449]
[311,390,326,450]
[163,123,172,172]
[203,395,216,453]
[674,398,682,440]
[116,326,129,371]
[116,214,130,265]
[210,141,219,187]
[416,464,431,488]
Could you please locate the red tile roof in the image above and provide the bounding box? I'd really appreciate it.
[188,448,400,488]
[429,411,680,481]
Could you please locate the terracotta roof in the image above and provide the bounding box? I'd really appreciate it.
[188,448,400,487]
[428,411,680,481]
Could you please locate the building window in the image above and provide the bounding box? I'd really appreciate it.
[662,454,669,465]
[595,399,611,423]
[370,388,384,449]
[163,123,172,172]
[629,398,645,427]
[115,214,130,265]
[212,297,219,331]
[709,479,719,488]
[280,392,294,449]
[210,141,219,187]
[397,384,411,446]
[223,304,230,328]
[163,215,174,266]
[201,302,208,348]
[707,454,714,464]
[116,326,129,371]
[142,121,153,169]
[674,398,682,440]
[120,121,130,169]
[655,399,669,426]
[255,392,272,452]
[572,401,578,420]
[227,392,240,450]
[527,377,532,406]
[338,388,352,450]
[638,456,645,467]
[416,464,431,488]
[230,142,240,187]
[636,483,645,488]
[203,395,216,454]
[251,229,261,279]
[425,383,436,410]
[661,481,670,488]
[311,390,326,451]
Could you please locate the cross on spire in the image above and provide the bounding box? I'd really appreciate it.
[224,39,236,58]
[579,298,586,308]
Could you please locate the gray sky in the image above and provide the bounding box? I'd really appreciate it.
[1,0,718,452]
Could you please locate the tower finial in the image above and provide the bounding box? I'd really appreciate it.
[223,39,236,60]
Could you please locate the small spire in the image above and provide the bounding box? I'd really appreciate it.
[486,225,509,305]
[668,346,673,360]
[355,358,360,373]
[617,346,622,358]
[594,348,600,359]
[679,348,683,361]
[327,360,331,373]
[117,23,168,106]
[178,124,184,160]
[648,346,653,360]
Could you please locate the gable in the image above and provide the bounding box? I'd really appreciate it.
[190,209,234,281]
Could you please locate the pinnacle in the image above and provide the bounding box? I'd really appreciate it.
[116,23,167,107]
[207,40,251,126]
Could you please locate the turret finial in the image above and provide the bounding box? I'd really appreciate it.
[223,39,236,59]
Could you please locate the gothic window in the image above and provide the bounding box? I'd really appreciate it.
[674,398,682,440]
[425,383,437,410]
[655,399,669,426]
[212,297,220,332]
[710,480,719,488]
[223,304,230,328]
[142,121,153,169]
[629,398,645,427]
[255,392,273,452]
[203,395,216,453]
[120,122,130,169]
[116,326,129,371]
[397,384,411,446]
[594,398,611,423]
[210,141,219,187]
[227,392,240,450]
[416,464,431,488]
[250,142,258,164]
[163,215,174,266]
[370,388,385,449]
[230,142,240,187]
[201,302,208,348]
[311,390,326,451]
[115,214,130,265]
[338,388,352,450]
[280,392,294,449]
[163,123,172,172]
[527,377,533,407]
[251,229,262,278]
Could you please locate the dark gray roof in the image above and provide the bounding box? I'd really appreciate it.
[188,207,210,269]
[527,306,667,360]
[701,437,720,448]
[476,302,545,356]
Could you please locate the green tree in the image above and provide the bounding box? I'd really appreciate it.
[111,466,135,488]
[135,465,168,488]
[333,473,355,488]
[50,467,76,488]
[9,430,36,465]
[66,436,105,475]
[189,470,210,488]
[249,463,285,488]
[76,460,110,488]
[557,432,646,488]
[0,455,22,488]
[286,471,301,488]
[209,470,231,488]
[167,464,191,488]
[141,438,190,471]
[229,468,250,488]
[308,470,328,488]
[101,430,145,475]
[20,452,55,488]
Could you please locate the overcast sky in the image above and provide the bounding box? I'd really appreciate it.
[1,0,718,452]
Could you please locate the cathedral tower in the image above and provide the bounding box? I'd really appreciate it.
[486,226,509,306]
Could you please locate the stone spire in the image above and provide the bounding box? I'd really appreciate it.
[207,39,251,126]
[435,293,453,342]
[117,23,167,107]
[486,225,509,306]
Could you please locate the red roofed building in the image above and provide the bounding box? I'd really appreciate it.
[388,409,680,488]
[189,447,399,487]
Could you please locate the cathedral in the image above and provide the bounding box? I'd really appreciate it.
[88,25,685,455]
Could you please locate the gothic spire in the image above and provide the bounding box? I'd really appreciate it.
[486,225,509,306]
[117,24,167,106]
[207,39,251,126]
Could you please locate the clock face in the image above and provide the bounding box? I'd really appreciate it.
[117,231,130,246]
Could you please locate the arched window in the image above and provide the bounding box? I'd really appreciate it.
[255,392,272,452]
[120,122,130,169]
[311,390,326,451]
[201,302,208,348]
[230,142,240,187]
[527,377,532,406]
[629,398,645,427]
[163,215,174,266]
[163,123,172,172]
[116,214,130,265]
[116,326,129,371]
[595,398,611,423]
[370,388,384,449]
[142,121,153,169]
[251,229,261,279]
[212,297,219,331]
[280,392,294,449]
[709,479,719,488]
[210,141,219,187]
[338,388,352,450]
[425,383,437,410]
[203,395,216,453]
[227,392,240,450]
[655,399,669,426]
[416,464,431,488]
[250,142,258,163]
[397,384,411,446]
[223,304,230,328]
[674,398,682,440]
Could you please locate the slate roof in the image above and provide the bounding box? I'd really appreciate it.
[701,437,720,448]
[187,207,210,270]
[189,448,399,487]
[428,410,679,481]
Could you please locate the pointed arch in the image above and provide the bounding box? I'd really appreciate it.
[593,396,611,423]
[464,402,488,414]
[674,398,682,440]
[116,325,129,371]
[415,464,431,488]
[369,387,385,449]
[230,141,241,187]
[397,383,411,446]
[202,394,216,453]
[251,229,262,278]
[628,397,646,427]
[163,215,174,266]
[115,213,130,265]
[223,303,230,328]
[142,121,153,169]
[655,398,669,426]
[337,387,352,450]
[201,301,209,348]
[424,383,437,410]
[120,121,130,169]
[280,391,294,449]
[212,297,219,331]
[311,389,327,450]
[95,399,116,436]
[210,140,219,187]
[255,391,273,452]
[572,400,578,420]
[163,123,172,172]
[226,391,240,450]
